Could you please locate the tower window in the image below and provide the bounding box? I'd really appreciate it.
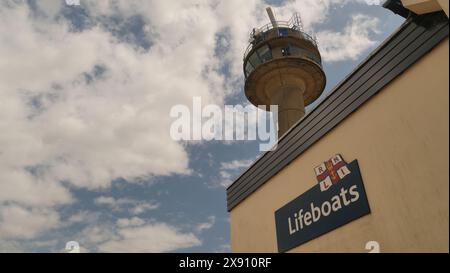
[278,28,289,37]
[257,45,272,63]
[281,47,291,56]
[245,62,255,77]
[249,52,262,66]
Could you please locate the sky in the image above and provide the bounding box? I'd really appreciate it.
[0,0,404,253]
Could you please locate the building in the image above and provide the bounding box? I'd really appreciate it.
[227,0,449,253]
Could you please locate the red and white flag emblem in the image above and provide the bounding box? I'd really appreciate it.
[314,154,351,192]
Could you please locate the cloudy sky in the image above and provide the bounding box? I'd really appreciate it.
[0,0,403,252]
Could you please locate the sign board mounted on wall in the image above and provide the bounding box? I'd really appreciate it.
[275,155,371,253]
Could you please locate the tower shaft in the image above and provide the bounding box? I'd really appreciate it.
[271,84,305,136]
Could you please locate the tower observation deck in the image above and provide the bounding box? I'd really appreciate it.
[244,8,326,137]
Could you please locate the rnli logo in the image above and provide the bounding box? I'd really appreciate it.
[314,154,351,192]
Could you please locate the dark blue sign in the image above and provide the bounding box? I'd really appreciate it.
[275,160,370,253]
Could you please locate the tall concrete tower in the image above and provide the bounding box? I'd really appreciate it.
[244,8,326,137]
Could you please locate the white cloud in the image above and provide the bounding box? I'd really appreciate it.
[317,14,380,62]
[358,0,384,5]
[0,170,73,207]
[129,202,160,215]
[275,0,347,29]
[217,158,254,188]
[80,225,116,245]
[216,244,231,253]
[31,239,59,248]
[35,0,63,18]
[98,222,201,253]
[218,176,233,188]
[0,239,24,253]
[76,216,202,253]
[116,217,146,228]
[0,204,60,239]
[94,196,159,214]
[196,216,216,232]
[94,196,123,207]
[1,1,214,239]
[67,211,99,224]
[0,1,214,210]
[220,159,253,170]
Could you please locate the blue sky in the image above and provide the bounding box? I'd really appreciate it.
[0,0,403,252]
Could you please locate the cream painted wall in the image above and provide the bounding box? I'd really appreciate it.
[437,0,449,17]
[230,38,449,253]
[402,0,448,16]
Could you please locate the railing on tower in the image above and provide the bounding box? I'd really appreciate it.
[243,12,318,61]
